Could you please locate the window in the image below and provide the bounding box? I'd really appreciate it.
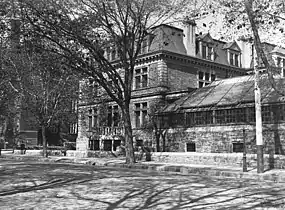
[262,106,272,123]
[113,106,120,126]
[202,45,207,59]
[236,108,246,122]
[71,100,77,113]
[198,71,204,80]
[107,105,121,127]
[93,108,98,128]
[201,44,214,61]
[134,102,148,128]
[169,113,185,127]
[195,111,213,125]
[107,106,112,126]
[141,103,148,126]
[103,140,112,151]
[205,72,210,81]
[88,80,98,97]
[186,142,196,152]
[277,57,281,67]
[235,54,239,67]
[233,142,244,153]
[89,140,100,151]
[279,104,285,121]
[88,107,99,130]
[69,123,77,134]
[211,74,216,81]
[208,47,213,60]
[140,39,148,54]
[134,67,148,89]
[229,52,240,67]
[229,53,234,65]
[197,71,216,88]
[88,109,93,131]
[156,114,169,128]
[186,112,195,126]
[215,110,225,124]
[225,109,236,123]
[247,107,255,122]
[198,81,204,88]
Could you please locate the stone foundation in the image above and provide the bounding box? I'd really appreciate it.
[165,125,285,155]
[151,152,285,169]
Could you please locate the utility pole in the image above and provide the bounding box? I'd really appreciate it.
[253,44,264,174]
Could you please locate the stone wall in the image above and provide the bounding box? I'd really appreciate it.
[167,63,197,90]
[165,124,285,155]
[13,149,65,156]
[151,152,285,169]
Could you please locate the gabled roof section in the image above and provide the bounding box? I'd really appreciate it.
[222,41,241,52]
[197,33,214,44]
[161,75,285,113]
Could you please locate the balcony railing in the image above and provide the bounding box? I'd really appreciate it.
[90,126,124,136]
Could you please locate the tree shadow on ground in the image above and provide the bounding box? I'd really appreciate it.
[67,171,285,210]
[0,176,93,196]
[1,162,285,209]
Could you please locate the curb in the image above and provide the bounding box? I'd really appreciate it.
[1,155,285,183]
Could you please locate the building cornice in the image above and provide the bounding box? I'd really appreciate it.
[159,50,247,75]
[110,50,248,76]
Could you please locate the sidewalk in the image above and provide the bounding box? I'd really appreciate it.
[1,151,285,183]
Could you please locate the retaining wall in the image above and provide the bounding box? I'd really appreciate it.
[151,152,285,169]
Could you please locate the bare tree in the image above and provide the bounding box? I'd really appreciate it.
[19,0,190,164]
[19,50,79,157]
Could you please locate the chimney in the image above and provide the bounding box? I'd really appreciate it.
[183,18,196,56]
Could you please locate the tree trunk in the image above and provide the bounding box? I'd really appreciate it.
[41,125,48,157]
[121,106,135,164]
[244,0,285,97]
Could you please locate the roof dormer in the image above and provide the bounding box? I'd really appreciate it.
[223,41,242,67]
[198,33,214,44]
[197,33,215,61]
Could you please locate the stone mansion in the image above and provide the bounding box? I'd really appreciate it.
[76,20,285,155]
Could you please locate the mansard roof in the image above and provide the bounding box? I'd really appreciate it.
[161,75,285,113]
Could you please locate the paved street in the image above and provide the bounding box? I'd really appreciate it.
[0,159,285,210]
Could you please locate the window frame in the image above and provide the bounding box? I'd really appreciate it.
[134,102,148,128]
[134,67,148,89]
[197,70,216,88]
[228,51,240,67]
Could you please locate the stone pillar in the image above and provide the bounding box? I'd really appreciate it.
[76,111,89,151]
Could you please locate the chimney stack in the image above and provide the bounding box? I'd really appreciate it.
[183,18,196,56]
